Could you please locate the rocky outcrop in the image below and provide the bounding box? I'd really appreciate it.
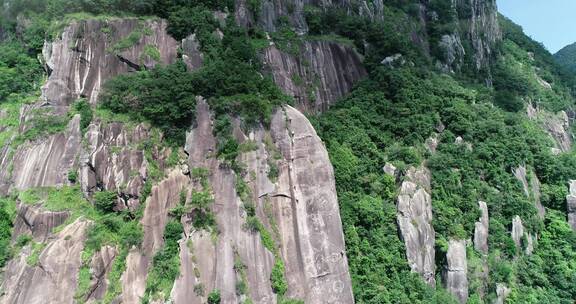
[2,18,178,195]
[43,18,178,108]
[181,33,204,71]
[11,115,81,190]
[513,165,545,218]
[461,0,501,70]
[495,283,511,304]
[396,166,436,286]
[172,100,353,304]
[541,111,572,152]
[511,215,524,251]
[120,170,190,304]
[511,215,534,255]
[566,180,576,231]
[443,239,468,304]
[270,105,354,303]
[80,121,150,209]
[12,202,70,242]
[85,245,118,302]
[0,219,90,304]
[438,34,466,73]
[262,41,366,113]
[474,201,489,254]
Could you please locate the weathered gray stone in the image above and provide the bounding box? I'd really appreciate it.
[11,115,81,190]
[176,102,354,304]
[182,33,204,71]
[86,245,118,303]
[383,163,397,177]
[438,34,465,72]
[262,41,366,113]
[495,283,511,304]
[474,201,489,254]
[567,180,576,231]
[0,219,90,304]
[513,165,545,218]
[511,215,524,250]
[80,121,150,209]
[270,106,354,303]
[43,18,177,109]
[120,170,190,304]
[397,166,436,286]
[541,111,572,152]
[443,239,468,304]
[12,202,70,242]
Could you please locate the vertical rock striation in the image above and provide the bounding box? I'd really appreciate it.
[443,239,468,304]
[262,41,366,113]
[474,201,489,254]
[566,180,576,231]
[0,219,90,304]
[396,166,436,286]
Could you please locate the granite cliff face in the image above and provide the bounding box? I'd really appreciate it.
[396,166,436,286]
[0,15,354,304]
[262,41,366,113]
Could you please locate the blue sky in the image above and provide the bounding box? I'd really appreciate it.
[497,0,576,53]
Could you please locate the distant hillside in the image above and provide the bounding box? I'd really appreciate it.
[555,42,576,73]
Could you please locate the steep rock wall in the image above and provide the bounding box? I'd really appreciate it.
[0,219,90,304]
[80,121,151,209]
[172,100,353,304]
[12,201,70,242]
[566,180,576,231]
[1,18,177,195]
[120,170,190,304]
[513,165,545,218]
[43,18,178,108]
[474,201,489,254]
[262,41,366,113]
[396,166,436,286]
[443,239,468,304]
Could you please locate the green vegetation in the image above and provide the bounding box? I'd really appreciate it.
[93,191,118,213]
[26,241,46,266]
[13,108,69,146]
[143,219,183,303]
[207,289,221,304]
[0,197,16,268]
[554,41,576,74]
[71,98,94,133]
[0,41,44,100]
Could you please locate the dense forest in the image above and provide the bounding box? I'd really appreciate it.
[0,0,575,303]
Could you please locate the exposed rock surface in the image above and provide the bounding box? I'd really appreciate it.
[566,180,576,231]
[541,111,572,152]
[43,18,178,108]
[396,166,436,286]
[11,115,81,190]
[12,201,70,242]
[443,239,468,304]
[86,245,118,302]
[513,165,545,218]
[511,215,524,250]
[1,18,177,195]
[0,219,90,304]
[120,170,190,304]
[80,121,150,209]
[262,41,366,113]
[495,283,511,304]
[173,100,353,304]
[474,201,489,254]
[181,33,204,71]
[511,215,534,255]
[438,34,466,72]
